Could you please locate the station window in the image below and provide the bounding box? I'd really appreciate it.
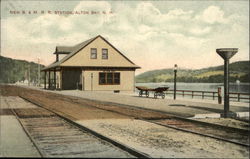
[102,49,108,59]
[90,48,97,59]
[99,72,120,85]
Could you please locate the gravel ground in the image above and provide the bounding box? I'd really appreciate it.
[0,96,133,158]
[1,96,37,109]
[21,92,130,121]
[19,117,134,158]
[1,85,248,117]
[194,118,250,130]
[1,85,249,158]
[77,119,249,158]
[53,90,249,117]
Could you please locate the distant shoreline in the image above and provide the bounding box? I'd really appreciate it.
[136,82,250,85]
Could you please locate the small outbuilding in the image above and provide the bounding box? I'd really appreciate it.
[41,35,140,92]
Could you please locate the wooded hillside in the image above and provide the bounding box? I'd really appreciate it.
[0,56,45,84]
[136,61,250,83]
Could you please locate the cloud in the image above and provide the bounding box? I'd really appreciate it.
[189,26,211,35]
[73,1,111,12]
[169,33,206,49]
[136,2,161,25]
[196,6,228,24]
[1,1,248,73]
[163,8,193,20]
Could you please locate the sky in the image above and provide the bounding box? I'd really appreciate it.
[1,0,249,75]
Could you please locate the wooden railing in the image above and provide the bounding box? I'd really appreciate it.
[166,89,250,103]
[166,90,218,99]
[228,92,250,102]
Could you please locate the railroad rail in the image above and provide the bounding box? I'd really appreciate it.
[40,95,249,148]
[6,96,150,158]
[19,95,249,148]
[146,118,249,147]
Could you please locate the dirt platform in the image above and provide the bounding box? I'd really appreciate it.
[77,119,249,158]
[194,118,249,130]
[1,85,249,158]
[1,85,172,120]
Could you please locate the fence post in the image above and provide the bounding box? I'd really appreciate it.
[182,91,184,97]
[202,92,204,99]
[192,91,194,98]
[238,93,240,102]
[218,87,222,104]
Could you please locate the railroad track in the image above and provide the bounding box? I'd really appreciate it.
[4,97,150,158]
[146,118,249,147]
[38,95,250,148]
[20,95,249,148]
[96,104,250,147]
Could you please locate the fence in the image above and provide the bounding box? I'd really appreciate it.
[228,92,250,102]
[166,89,250,103]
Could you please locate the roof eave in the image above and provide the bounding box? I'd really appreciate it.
[41,63,61,71]
[41,65,140,71]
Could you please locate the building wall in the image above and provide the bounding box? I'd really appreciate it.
[61,37,137,68]
[82,69,135,92]
[61,68,81,90]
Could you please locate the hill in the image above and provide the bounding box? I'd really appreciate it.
[0,56,45,84]
[136,61,250,83]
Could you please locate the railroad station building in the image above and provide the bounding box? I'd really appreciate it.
[41,35,140,92]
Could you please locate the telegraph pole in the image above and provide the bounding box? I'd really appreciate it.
[38,58,40,86]
[173,64,178,100]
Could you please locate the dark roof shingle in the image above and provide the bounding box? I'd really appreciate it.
[42,35,140,71]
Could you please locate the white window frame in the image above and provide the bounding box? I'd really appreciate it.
[102,49,108,59]
[90,48,97,59]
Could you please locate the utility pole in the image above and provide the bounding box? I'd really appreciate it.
[38,58,40,87]
[173,64,178,100]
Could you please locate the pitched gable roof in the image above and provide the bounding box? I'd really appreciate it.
[42,35,140,71]
[99,36,136,65]
[42,36,97,70]
[55,36,97,65]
